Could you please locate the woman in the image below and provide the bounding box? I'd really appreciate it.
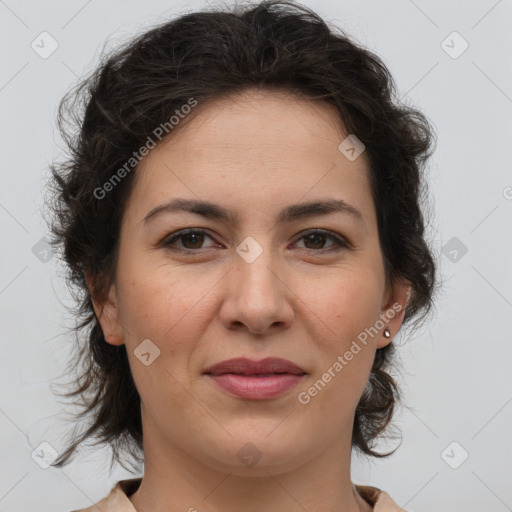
[46,1,437,510]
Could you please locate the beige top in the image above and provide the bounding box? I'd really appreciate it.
[71,477,406,511]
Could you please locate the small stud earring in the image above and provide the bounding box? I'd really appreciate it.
[383,328,391,339]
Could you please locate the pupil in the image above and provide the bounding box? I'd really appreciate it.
[183,233,204,248]
[305,234,325,249]
[180,233,327,250]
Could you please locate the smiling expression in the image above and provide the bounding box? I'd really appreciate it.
[90,87,409,475]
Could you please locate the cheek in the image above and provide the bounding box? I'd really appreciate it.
[298,269,381,401]
[117,262,214,339]
[303,265,383,339]
[117,269,208,410]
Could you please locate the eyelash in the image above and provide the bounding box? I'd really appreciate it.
[161,228,350,254]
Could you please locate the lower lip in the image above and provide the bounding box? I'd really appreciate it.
[207,373,306,399]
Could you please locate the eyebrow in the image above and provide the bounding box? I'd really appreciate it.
[142,198,364,226]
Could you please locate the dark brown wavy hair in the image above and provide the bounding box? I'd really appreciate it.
[45,0,437,472]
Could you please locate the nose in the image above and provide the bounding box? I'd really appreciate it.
[219,249,295,335]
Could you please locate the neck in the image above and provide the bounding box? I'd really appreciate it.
[129,411,372,512]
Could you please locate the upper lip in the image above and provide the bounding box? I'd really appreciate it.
[204,357,306,376]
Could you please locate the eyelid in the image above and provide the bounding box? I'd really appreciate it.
[161,228,219,251]
[161,228,351,253]
[293,228,351,249]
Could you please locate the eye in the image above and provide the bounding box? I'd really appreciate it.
[161,228,350,253]
[292,228,349,252]
[162,229,219,251]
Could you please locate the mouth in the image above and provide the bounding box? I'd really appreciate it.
[203,357,307,400]
[203,357,307,377]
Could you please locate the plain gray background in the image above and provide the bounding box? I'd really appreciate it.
[0,0,511,511]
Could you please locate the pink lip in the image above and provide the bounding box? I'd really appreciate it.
[208,374,305,399]
[204,357,307,400]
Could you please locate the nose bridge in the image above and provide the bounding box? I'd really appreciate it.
[220,234,293,334]
[234,234,279,298]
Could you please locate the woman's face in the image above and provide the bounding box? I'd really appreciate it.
[91,89,409,475]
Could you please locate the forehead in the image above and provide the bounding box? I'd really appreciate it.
[125,88,375,228]
[156,88,351,157]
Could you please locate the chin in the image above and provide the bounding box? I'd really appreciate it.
[193,429,315,477]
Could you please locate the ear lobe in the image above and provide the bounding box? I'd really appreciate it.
[85,271,125,346]
[377,278,411,349]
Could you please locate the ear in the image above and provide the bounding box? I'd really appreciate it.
[85,271,125,346]
[376,278,411,349]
